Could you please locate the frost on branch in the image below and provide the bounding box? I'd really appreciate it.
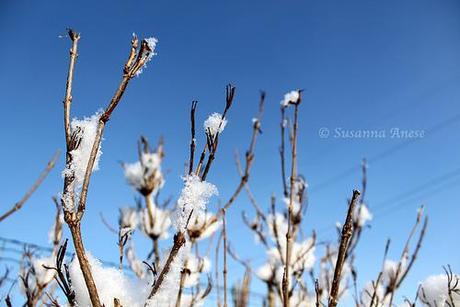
[69,252,150,307]
[203,112,227,137]
[173,174,218,232]
[135,36,158,76]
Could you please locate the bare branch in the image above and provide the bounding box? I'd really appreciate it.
[328,189,361,307]
[0,150,59,223]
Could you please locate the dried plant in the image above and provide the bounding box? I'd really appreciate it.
[2,28,457,307]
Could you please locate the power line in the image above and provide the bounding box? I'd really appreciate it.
[308,74,460,163]
[315,167,460,240]
[310,112,460,193]
[0,236,268,302]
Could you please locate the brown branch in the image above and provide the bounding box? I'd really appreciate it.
[0,150,59,223]
[189,101,198,175]
[60,31,154,307]
[147,232,186,298]
[216,230,223,307]
[64,29,80,147]
[207,91,265,226]
[201,84,236,181]
[282,96,301,307]
[223,211,228,307]
[280,106,288,198]
[315,279,321,307]
[328,189,361,307]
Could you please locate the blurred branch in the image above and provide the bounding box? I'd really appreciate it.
[0,150,59,223]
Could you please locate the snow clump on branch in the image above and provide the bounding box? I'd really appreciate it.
[174,174,218,232]
[204,113,227,137]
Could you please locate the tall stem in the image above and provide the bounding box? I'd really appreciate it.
[69,223,101,307]
[282,104,299,307]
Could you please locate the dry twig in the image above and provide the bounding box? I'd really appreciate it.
[0,151,59,223]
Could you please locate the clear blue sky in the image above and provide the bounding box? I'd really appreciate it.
[1,0,460,305]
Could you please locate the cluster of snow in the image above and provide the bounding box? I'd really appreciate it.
[140,206,171,239]
[136,36,158,76]
[187,212,221,240]
[256,213,315,285]
[61,112,103,212]
[174,174,218,232]
[280,90,300,107]
[382,254,408,285]
[63,112,103,188]
[69,252,151,307]
[359,254,409,306]
[30,255,56,286]
[120,207,139,230]
[146,242,191,306]
[145,37,158,60]
[123,152,164,193]
[283,178,307,216]
[126,245,146,279]
[419,273,460,306]
[182,255,211,287]
[203,113,227,137]
[360,281,387,307]
[354,203,373,227]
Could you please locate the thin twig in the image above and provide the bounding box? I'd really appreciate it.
[282,96,301,307]
[0,151,60,223]
[61,31,154,307]
[207,91,265,226]
[328,190,361,307]
[223,211,229,307]
[189,101,198,175]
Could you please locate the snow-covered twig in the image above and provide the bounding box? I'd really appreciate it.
[60,29,157,307]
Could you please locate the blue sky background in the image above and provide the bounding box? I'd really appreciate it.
[1,0,460,305]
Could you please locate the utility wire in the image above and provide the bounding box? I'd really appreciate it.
[310,112,460,193]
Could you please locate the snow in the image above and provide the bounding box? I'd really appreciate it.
[32,255,56,286]
[281,90,300,107]
[354,203,373,227]
[182,255,211,287]
[123,152,164,193]
[174,174,218,232]
[62,112,103,189]
[120,207,139,230]
[145,37,158,58]
[419,274,460,306]
[140,206,171,239]
[136,36,158,76]
[382,255,407,285]
[360,281,386,307]
[69,252,151,307]
[203,113,227,137]
[187,212,221,240]
[146,242,191,306]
